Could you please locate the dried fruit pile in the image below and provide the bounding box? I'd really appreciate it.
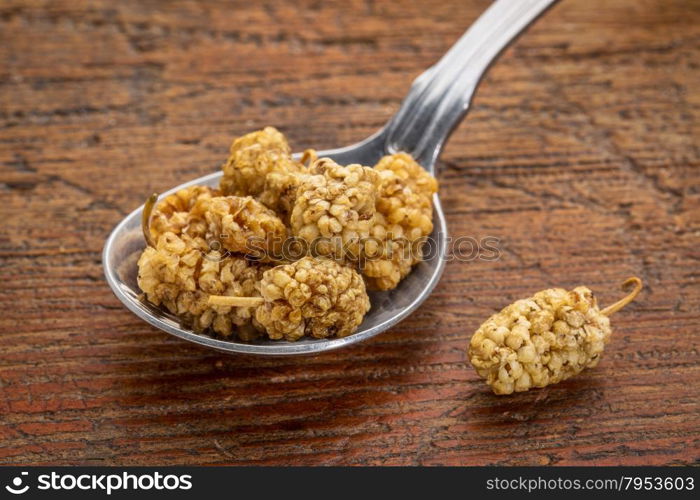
[137,127,437,342]
[135,127,644,395]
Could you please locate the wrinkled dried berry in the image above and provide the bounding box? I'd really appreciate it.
[468,278,642,395]
[204,196,287,260]
[290,158,378,263]
[363,153,438,290]
[221,127,290,195]
[137,232,269,340]
[148,186,218,247]
[255,256,371,341]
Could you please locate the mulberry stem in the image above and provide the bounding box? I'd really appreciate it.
[300,149,317,167]
[208,295,264,307]
[142,193,159,248]
[601,276,643,316]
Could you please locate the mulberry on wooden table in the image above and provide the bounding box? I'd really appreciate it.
[468,278,643,395]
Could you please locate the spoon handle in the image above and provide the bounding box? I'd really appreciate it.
[384,0,559,169]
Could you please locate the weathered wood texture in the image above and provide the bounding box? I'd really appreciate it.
[1,0,698,466]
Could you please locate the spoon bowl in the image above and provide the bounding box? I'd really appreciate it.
[103,161,448,355]
[103,0,557,355]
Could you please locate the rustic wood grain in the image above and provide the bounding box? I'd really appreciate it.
[1,0,698,466]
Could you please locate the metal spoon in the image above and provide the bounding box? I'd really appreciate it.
[103,0,559,355]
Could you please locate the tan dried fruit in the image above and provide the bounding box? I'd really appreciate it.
[220,126,306,203]
[375,152,439,195]
[137,232,270,340]
[144,190,287,260]
[147,186,219,247]
[468,278,643,395]
[363,153,438,290]
[204,196,287,260]
[137,132,438,344]
[257,170,306,222]
[209,257,370,342]
[257,149,318,222]
[290,158,378,263]
[256,257,370,341]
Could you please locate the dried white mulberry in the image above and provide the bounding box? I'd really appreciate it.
[468,278,642,395]
[363,153,438,290]
[257,170,306,222]
[209,256,370,342]
[219,127,308,220]
[137,232,270,340]
[290,158,378,263]
[146,186,219,248]
[204,196,287,260]
[144,190,287,260]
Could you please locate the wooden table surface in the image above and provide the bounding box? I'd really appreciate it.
[1,0,698,466]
